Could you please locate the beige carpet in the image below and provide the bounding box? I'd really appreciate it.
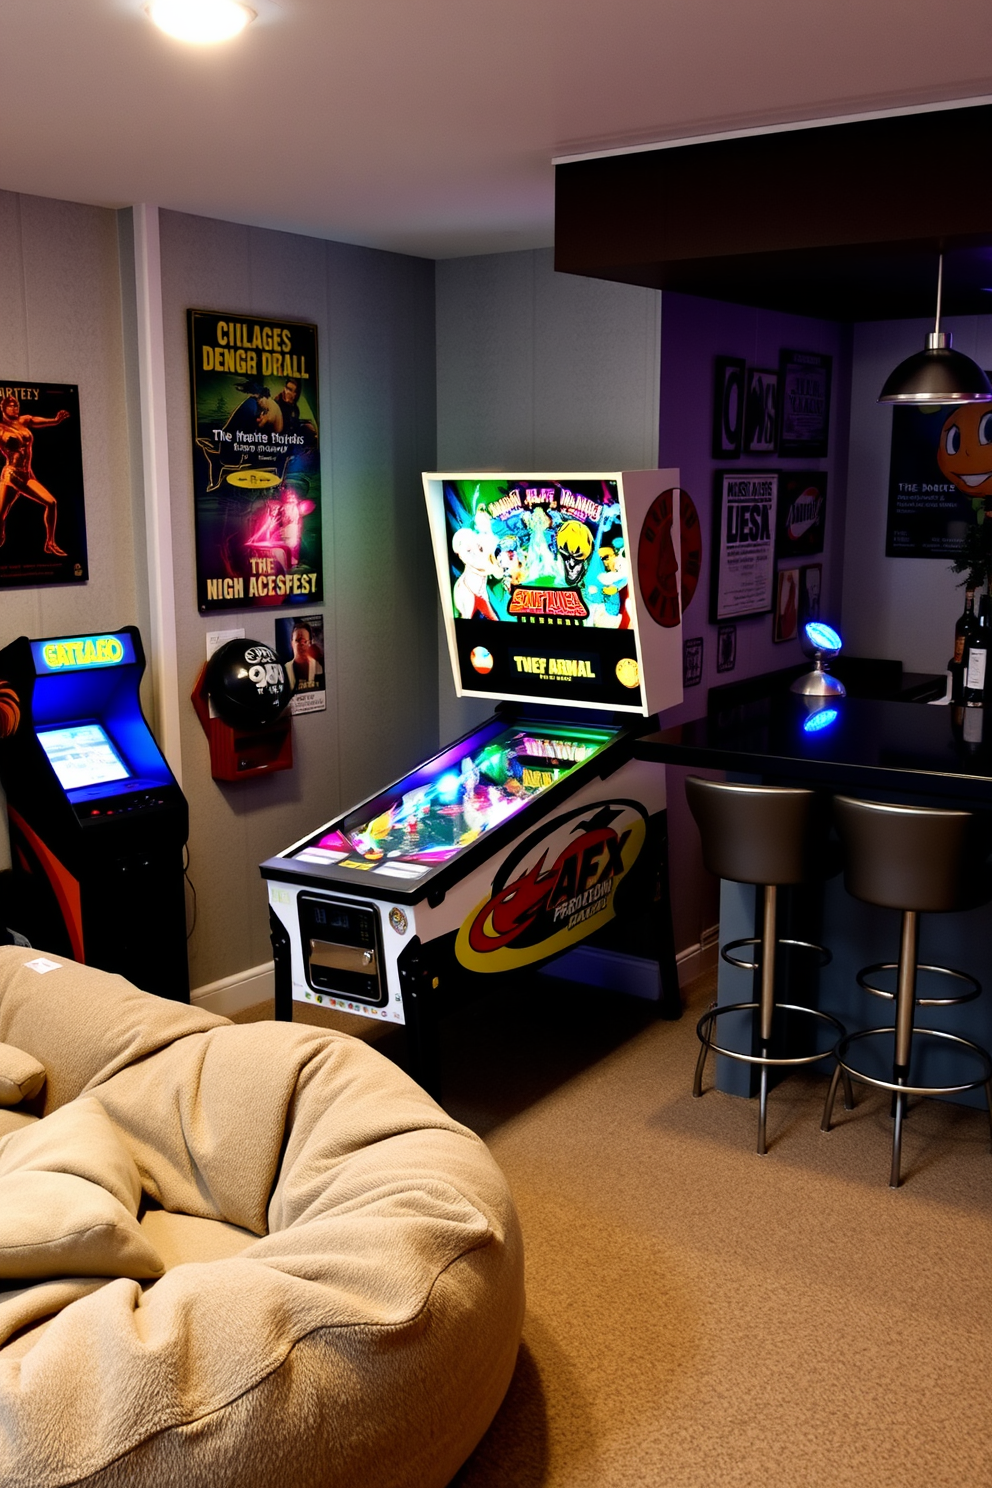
[234,973,992,1488]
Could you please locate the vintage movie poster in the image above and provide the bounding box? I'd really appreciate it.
[711,470,778,622]
[187,310,323,613]
[885,404,975,559]
[274,612,326,715]
[0,381,87,590]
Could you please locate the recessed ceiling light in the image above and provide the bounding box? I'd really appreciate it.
[147,0,256,44]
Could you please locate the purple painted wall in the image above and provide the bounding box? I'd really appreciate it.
[657,292,852,956]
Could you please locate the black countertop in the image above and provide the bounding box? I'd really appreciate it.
[636,690,992,803]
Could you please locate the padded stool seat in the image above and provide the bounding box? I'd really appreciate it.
[822,795,992,1187]
[686,777,851,1154]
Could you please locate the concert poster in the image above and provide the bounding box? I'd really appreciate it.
[187,310,323,613]
[0,381,87,590]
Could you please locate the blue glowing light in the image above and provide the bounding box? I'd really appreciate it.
[436,772,462,802]
[804,621,842,653]
[803,708,839,734]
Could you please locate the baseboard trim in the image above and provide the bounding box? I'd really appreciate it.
[676,926,720,988]
[192,961,274,1017]
[191,931,720,1016]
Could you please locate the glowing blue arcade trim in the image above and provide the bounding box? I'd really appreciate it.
[31,633,136,674]
[803,707,839,734]
[804,621,842,652]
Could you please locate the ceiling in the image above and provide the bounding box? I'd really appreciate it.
[4,0,992,260]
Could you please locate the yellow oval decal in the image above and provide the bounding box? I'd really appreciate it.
[227,469,281,489]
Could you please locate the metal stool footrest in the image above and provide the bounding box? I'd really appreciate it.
[722,936,832,973]
[856,961,980,1008]
[696,1000,847,1068]
[694,1000,854,1157]
[822,1026,992,1187]
[832,1026,992,1098]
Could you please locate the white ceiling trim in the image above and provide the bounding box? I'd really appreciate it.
[552,92,992,166]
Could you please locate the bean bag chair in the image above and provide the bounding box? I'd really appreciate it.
[0,947,524,1488]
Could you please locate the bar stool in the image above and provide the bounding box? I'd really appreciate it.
[822,796,992,1188]
[686,777,852,1155]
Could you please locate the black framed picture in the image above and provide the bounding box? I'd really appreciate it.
[710,469,778,623]
[716,623,737,673]
[743,367,779,455]
[683,636,704,688]
[712,356,745,460]
[776,471,827,559]
[778,349,832,458]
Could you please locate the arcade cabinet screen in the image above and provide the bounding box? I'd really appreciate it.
[38,723,131,793]
[295,721,618,881]
[440,478,643,709]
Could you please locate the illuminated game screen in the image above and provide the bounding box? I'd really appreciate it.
[38,723,131,793]
[293,721,618,883]
[439,478,643,709]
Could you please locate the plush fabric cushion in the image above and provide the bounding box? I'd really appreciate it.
[0,1041,45,1106]
[0,1109,36,1139]
[0,1170,165,1280]
[0,946,225,1115]
[0,1096,144,1212]
[0,1096,164,1282]
[0,949,525,1488]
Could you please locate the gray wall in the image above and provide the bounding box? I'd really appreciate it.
[0,191,142,871]
[434,248,662,741]
[843,314,992,673]
[158,211,438,987]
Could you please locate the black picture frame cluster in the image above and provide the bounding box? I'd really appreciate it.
[712,349,832,461]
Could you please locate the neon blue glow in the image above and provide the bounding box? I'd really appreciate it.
[804,621,842,652]
[436,772,462,802]
[803,708,839,734]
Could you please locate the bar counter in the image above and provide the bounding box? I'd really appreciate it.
[636,685,992,1109]
[636,689,992,805]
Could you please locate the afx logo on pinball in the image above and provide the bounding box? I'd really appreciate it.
[455,799,646,972]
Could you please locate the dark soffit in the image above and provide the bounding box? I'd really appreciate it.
[554,105,992,320]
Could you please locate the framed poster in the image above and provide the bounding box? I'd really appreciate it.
[885,403,976,558]
[275,613,326,714]
[0,381,87,590]
[776,471,827,559]
[712,356,745,459]
[187,310,323,613]
[773,567,800,642]
[778,349,832,458]
[716,623,737,673]
[743,367,779,455]
[683,636,704,688]
[710,470,778,622]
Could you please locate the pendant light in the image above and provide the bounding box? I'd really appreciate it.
[878,253,992,404]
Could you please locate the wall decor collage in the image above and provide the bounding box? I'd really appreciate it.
[709,348,831,648]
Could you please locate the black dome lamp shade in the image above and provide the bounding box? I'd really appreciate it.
[878,253,992,405]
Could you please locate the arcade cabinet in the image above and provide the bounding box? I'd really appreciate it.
[262,470,685,1090]
[0,626,190,1001]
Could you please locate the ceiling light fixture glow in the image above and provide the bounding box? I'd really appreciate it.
[147,0,256,44]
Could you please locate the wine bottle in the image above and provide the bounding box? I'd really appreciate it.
[963,592,989,705]
[950,587,976,704]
